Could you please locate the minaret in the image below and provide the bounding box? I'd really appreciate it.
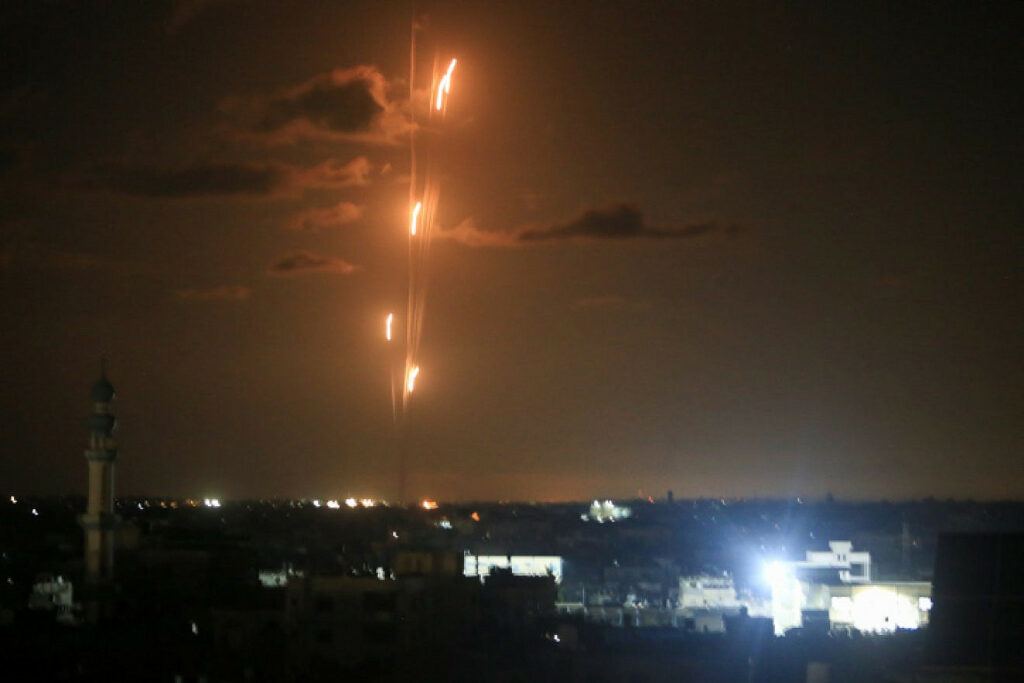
[80,360,119,585]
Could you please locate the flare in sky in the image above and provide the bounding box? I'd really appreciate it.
[435,58,457,111]
[407,365,420,393]
[410,201,422,236]
[386,313,393,341]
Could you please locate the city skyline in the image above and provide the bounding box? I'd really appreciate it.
[2,1,1021,501]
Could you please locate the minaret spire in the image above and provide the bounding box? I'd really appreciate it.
[80,360,120,615]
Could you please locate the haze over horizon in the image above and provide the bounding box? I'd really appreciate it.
[2,1,1021,502]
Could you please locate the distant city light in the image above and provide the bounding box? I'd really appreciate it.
[326,499,340,509]
[360,498,375,508]
[30,508,38,517]
[9,496,16,504]
[312,499,322,508]
[203,498,221,508]
[438,519,452,530]
[345,498,358,508]
[470,511,480,522]
[421,499,438,510]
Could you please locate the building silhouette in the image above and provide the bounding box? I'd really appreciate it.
[79,361,120,618]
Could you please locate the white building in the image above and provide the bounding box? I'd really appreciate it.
[28,574,76,624]
[766,541,929,635]
[678,574,741,610]
[463,555,563,584]
[800,541,870,582]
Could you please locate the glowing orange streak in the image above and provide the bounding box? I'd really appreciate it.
[407,365,420,393]
[435,58,457,111]
[410,201,422,236]
[386,313,393,341]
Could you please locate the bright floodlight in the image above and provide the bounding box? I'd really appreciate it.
[764,561,789,587]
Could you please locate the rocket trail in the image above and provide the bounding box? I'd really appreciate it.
[410,201,422,236]
[435,58,457,111]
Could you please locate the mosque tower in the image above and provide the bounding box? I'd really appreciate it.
[80,360,120,585]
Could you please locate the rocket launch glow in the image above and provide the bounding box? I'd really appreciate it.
[435,58,457,111]
[410,201,422,236]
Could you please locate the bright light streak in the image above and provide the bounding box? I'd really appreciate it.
[407,365,420,393]
[385,313,393,341]
[435,58,457,111]
[410,202,422,236]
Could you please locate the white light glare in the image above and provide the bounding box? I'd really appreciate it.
[326,500,340,509]
[345,498,358,508]
[764,561,789,588]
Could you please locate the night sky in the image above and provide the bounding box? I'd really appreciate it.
[2,1,1021,501]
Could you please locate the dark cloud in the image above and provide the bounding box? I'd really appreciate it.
[259,77,380,133]
[0,147,19,176]
[87,161,288,198]
[438,204,731,247]
[287,202,364,232]
[0,241,106,271]
[268,251,358,276]
[519,203,718,241]
[82,156,373,199]
[574,295,627,309]
[221,67,406,143]
[166,0,234,34]
[174,285,250,301]
[296,156,372,189]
